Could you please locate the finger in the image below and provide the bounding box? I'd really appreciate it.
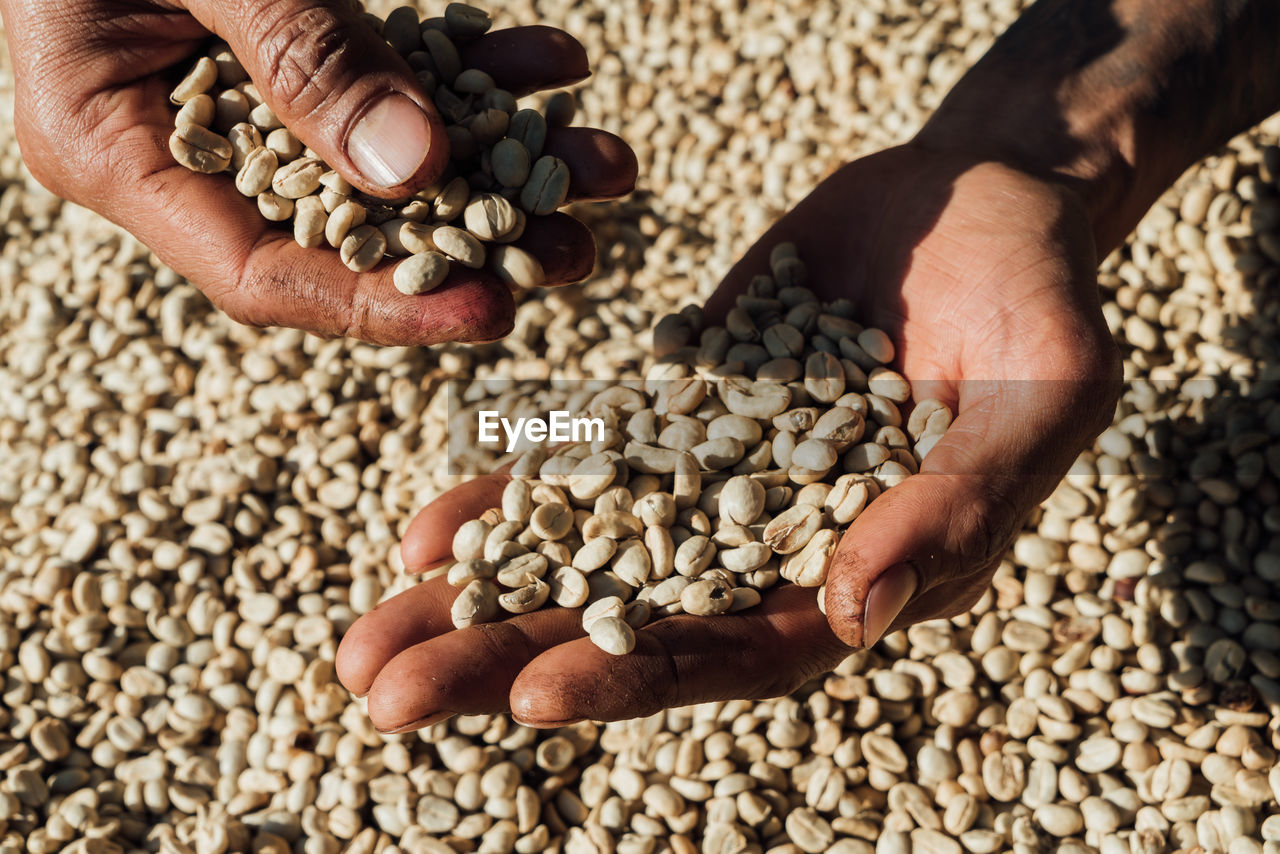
[208,232,517,344]
[545,128,638,202]
[822,372,1119,648]
[334,579,457,697]
[461,25,589,97]
[400,473,512,573]
[365,606,584,733]
[186,0,448,197]
[513,213,595,285]
[509,586,851,727]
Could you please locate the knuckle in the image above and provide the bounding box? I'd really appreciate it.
[252,1,352,116]
[946,490,1023,570]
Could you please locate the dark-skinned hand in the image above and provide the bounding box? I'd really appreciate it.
[0,0,636,344]
[335,143,1122,732]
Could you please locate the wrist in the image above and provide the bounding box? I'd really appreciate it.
[915,0,1280,257]
[913,70,1145,256]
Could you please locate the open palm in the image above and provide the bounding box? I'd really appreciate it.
[336,143,1121,731]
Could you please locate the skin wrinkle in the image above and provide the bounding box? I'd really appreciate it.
[254,5,354,119]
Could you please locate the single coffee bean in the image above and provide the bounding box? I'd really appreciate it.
[507,109,547,159]
[271,157,324,199]
[491,138,532,188]
[176,93,215,128]
[170,56,218,104]
[588,616,635,655]
[520,155,571,215]
[433,226,486,268]
[234,147,277,197]
[169,122,232,174]
[339,225,387,273]
[293,196,328,249]
[256,191,294,221]
[444,3,492,38]
[544,91,576,127]
[326,200,368,249]
[463,193,519,241]
[393,252,450,295]
[489,245,545,288]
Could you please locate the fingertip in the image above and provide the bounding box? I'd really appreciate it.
[544,128,637,201]
[400,473,514,572]
[398,530,438,575]
[408,274,516,344]
[509,691,581,729]
[509,655,599,726]
[462,25,590,94]
[334,613,380,696]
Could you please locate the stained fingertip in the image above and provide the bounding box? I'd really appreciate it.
[404,274,516,344]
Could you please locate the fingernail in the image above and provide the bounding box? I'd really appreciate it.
[512,713,584,729]
[377,710,454,734]
[347,93,433,189]
[862,563,917,648]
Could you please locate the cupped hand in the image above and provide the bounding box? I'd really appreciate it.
[335,143,1121,730]
[0,0,636,344]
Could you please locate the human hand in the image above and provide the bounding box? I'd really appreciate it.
[0,0,636,344]
[334,142,1120,730]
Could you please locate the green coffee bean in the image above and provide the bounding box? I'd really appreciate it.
[489,138,532,188]
[169,122,232,174]
[587,616,635,655]
[265,128,303,162]
[339,225,387,273]
[209,43,247,87]
[454,68,496,95]
[234,147,277,197]
[463,193,519,241]
[544,91,576,128]
[293,196,327,249]
[507,109,547,160]
[383,5,424,56]
[489,245,544,289]
[433,176,470,222]
[325,200,367,249]
[393,252,450,295]
[213,89,250,133]
[444,3,492,38]
[520,155,571,215]
[451,579,498,628]
[432,226,485,268]
[468,108,510,146]
[271,157,324,199]
[256,191,294,222]
[170,57,218,105]
[422,29,461,84]
[176,94,215,128]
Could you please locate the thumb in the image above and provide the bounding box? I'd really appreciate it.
[191,0,448,197]
[822,377,1114,647]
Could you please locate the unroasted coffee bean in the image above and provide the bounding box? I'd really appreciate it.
[339,225,387,273]
[393,252,450,295]
[520,155,571,215]
[169,122,232,173]
[490,245,545,288]
[433,226,486,268]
